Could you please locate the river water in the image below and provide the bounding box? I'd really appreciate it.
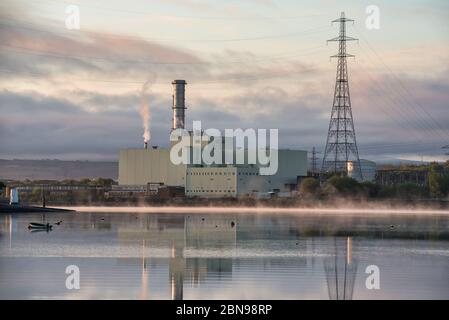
[0,209,448,299]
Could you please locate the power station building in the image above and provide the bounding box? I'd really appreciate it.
[118,80,308,198]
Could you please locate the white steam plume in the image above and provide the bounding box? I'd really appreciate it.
[139,75,156,143]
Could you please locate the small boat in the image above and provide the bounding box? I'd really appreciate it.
[28,222,52,230]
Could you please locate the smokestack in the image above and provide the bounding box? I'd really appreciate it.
[171,80,186,131]
[144,141,148,149]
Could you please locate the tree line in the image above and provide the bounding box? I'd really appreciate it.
[300,162,449,200]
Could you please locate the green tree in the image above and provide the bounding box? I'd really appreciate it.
[324,176,360,195]
[396,183,428,199]
[0,181,5,198]
[377,185,396,198]
[428,164,449,198]
[443,160,449,169]
[94,178,116,186]
[300,178,320,195]
[79,178,92,185]
[360,181,381,198]
[62,179,78,185]
[30,187,43,203]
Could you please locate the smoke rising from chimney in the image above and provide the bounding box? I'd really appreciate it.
[139,75,156,143]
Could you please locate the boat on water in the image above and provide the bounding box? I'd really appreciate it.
[28,222,52,230]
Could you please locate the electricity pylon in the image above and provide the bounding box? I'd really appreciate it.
[310,146,321,177]
[321,12,362,180]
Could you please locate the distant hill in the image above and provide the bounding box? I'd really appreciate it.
[0,159,118,181]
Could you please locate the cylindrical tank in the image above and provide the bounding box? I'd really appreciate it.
[347,159,377,182]
[171,80,187,131]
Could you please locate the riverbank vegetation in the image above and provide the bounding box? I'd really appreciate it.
[1,163,448,207]
[300,162,449,200]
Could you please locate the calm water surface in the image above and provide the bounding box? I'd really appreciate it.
[0,210,448,299]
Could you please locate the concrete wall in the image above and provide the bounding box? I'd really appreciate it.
[186,166,237,197]
[185,149,308,197]
[118,149,186,186]
[235,153,307,195]
[236,166,271,196]
[276,149,308,182]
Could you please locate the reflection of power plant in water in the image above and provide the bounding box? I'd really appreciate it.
[171,216,236,300]
[324,237,357,300]
[117,215,236,300]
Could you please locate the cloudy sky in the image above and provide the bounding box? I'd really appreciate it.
[0,0,448,162]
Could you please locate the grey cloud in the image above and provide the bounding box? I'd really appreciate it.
[0,90,82,114]
[0,10,322,85]
[0,90,170,159]
[0,12,205,81]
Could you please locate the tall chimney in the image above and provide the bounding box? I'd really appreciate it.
[171,80,186,131]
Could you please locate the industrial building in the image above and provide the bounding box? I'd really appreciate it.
[118,80,308,198]
[375,168,429,187]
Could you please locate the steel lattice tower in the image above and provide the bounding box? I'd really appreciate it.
[321,12,362,179]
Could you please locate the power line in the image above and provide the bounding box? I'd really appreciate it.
[26,0,328,21]
[352,25,449,143]
[358,141,444,150]
[0,65,317,85]
[351,49,448,145]
[0,43,327,66]
[350,69,436,145]
[0,18,331,43]
[354,59,448,145]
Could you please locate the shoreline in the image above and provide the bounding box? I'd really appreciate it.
[0,203,75,214]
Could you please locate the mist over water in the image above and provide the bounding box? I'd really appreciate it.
[60,206,449,216]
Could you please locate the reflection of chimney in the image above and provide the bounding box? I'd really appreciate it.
[169,242,184,300]
[171,80,187,131]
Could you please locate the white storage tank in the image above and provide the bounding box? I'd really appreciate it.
[347,159,376,182]
[9,188,19,205]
